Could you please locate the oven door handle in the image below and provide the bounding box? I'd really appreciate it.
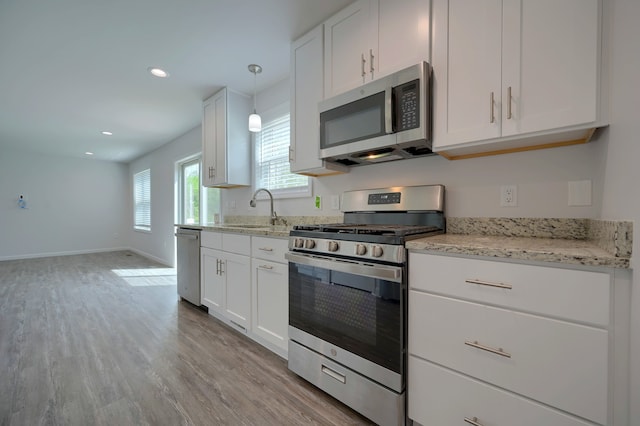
[285,252,402,283]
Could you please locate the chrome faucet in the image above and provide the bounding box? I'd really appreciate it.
[249,188,278,225]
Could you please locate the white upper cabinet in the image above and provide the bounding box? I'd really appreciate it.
[432,0,604,158]
[202,88,251,187]
[324,0,379,98]
[377,0,431,78]
[290,26,348,176]
[324,0,431,98]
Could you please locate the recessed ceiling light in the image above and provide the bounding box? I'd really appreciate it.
[148,67,169,78]
[85,152,94,156]
[101,131,113,136]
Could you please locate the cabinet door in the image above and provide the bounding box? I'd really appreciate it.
[432,0,502,148]
[501,0,599,137]
[251,259,288,352]
[202,89,227,187]
[290,26,325,174]
[201,247,224,313]
[377,0,430,77]
[223,252,251,331]
[324,0,379,97]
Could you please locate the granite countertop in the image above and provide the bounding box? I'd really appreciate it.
[175,223,292,238]
[407,218,632,269]
[178,216,633,269]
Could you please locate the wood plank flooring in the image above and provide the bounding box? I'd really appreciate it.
[0,251,373,425]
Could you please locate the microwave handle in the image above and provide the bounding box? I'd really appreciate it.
[385,87,393,134]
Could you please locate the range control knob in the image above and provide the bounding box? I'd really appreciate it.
[294,238,304,248]
[328,241,339,252]
[304,239,316,249]
[355,244,367,256]
[371,245,384,258]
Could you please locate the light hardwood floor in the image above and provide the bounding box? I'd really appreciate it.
[0,251,373,425]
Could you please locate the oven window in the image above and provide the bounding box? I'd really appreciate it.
[289,262,403,373]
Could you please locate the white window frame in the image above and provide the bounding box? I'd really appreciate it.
[254,102,311,199]
[133,168,151,232]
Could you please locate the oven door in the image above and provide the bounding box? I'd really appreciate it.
[286,251,405,391]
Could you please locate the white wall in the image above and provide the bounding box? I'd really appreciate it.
[127,126,201,266]
[599,0,640,419]
[223,79,605,220]
[0,147,129,260]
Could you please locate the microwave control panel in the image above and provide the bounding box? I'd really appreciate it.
[394,79,420,132]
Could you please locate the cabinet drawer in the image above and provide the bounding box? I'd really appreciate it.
[409,253,610,326]
[409,357,593,426]
[201,231,222,249]
[409,292,608,424]
[222,233,250,256]
[251,236,289,263]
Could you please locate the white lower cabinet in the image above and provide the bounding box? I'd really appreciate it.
[201,232,289,357]
[409,358,593,426]
[251,236,289,357]
[201,232,251,333]
[408,252,622,426]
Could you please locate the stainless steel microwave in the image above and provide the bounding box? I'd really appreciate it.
[319,62,432,166]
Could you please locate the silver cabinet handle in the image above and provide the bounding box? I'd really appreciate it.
[258,247,274,252]
[490,92,495,123]
[259,264,273,270]
[219,260,224,275]
[507,86,512,119]
[465,278,513,290]
[321,365,346,384]
[464,417,484,426]
[361,53,366,78]
[288,147,294,162]
[369,49,375,75]
[465,340,511,358]
[208,166,214,179]
[215,259,220,275]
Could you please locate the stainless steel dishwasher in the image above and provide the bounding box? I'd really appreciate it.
[175,227,201,306]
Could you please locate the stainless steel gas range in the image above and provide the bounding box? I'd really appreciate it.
[285,185,445,426]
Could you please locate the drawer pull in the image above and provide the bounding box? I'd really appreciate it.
[464,417,484,426]
[465,278,512,290]
[258,247,274,252]
[259,265,273,270]
[465,340,512,358]
[321,365,346,384]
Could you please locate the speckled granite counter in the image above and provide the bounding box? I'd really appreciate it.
[175,215,343,238]
[407,218,632,269]
[175,224,292,238]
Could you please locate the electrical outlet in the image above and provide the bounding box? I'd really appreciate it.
[500,185,518,207]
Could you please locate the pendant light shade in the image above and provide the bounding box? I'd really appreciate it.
[248,64,262,133]
[248,112,261,132]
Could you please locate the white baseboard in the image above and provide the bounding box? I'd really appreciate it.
[0,247,173,267]
[126,248,173,267]
[0,247,130,262]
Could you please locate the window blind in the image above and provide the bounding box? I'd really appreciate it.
[255,113,308,195]
[134,169,151,230]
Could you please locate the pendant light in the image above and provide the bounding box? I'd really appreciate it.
[248,64,262,132]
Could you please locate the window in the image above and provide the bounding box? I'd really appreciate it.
[179,159,200,224]
[255,103,310,198]
[133,169,151,231]
[177,156,221,225]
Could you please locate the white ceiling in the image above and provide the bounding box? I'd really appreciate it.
[0,0,353,162]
